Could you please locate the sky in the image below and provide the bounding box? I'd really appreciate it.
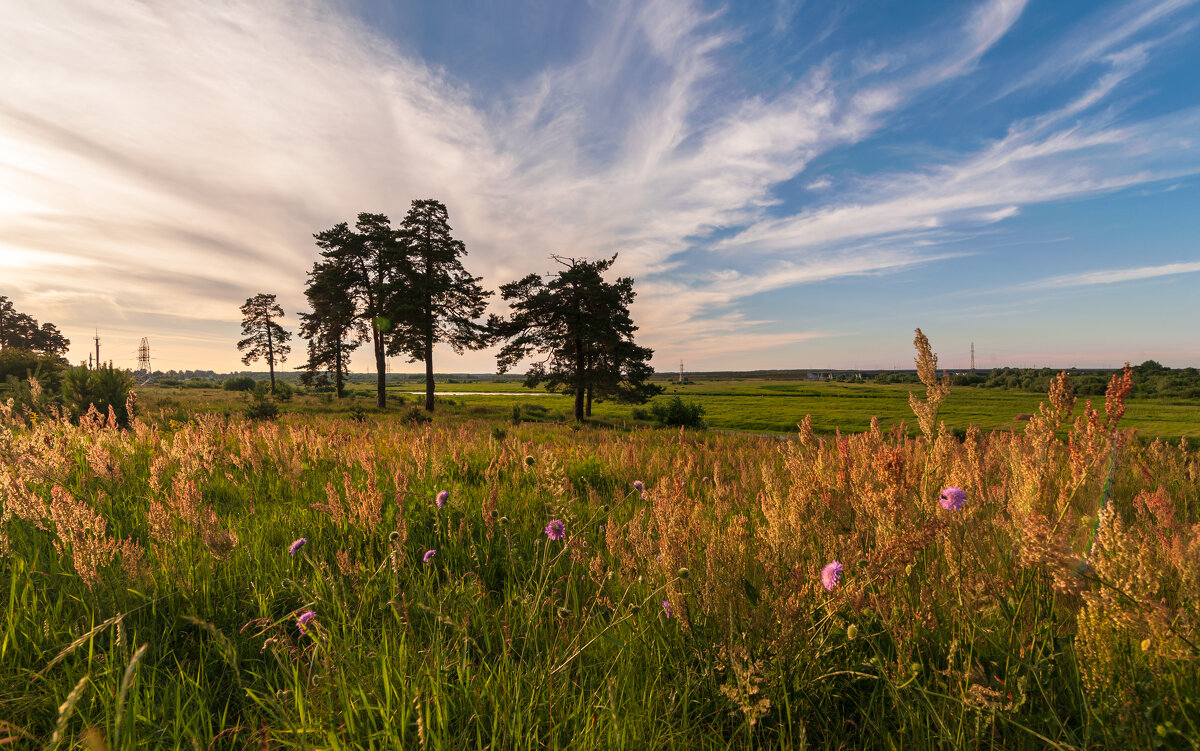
[2,0,1199,374]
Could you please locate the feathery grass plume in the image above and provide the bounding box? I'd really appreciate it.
[51,673,90,745]
[49,484,119,588]
[113,644,149,748]
[908,328,950,440]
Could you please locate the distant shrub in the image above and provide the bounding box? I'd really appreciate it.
[402,407,431,425]
[631,407,652,421]
[243,391,279,421]
[274,380,293,401]
[650,397,706,429]
[223,376,256,392]
[511,404,521,425]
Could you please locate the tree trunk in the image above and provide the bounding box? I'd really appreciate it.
[335,345,344,399]
[424,334,435,412]
[585,385,593,417]
[266,319,276,394]
[373,327,386,409]
[573,337,585,422]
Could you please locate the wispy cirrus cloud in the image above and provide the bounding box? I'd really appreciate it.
[0,0,1197,370]
[1023,261,1200,289]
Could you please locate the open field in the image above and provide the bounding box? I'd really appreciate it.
[2,373,1198,748]
[140,378,1200,440]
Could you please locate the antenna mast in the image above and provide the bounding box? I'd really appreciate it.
[970,342,975,373]
[93,329,100,370]
[678,359,684,384]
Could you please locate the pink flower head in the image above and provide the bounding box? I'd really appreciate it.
[288,538,307,556]
[938,486,967,511]
[633,480,644,492]
[661,600,673,618]
[435,490,449,509]
[423,549,437,563]
[821,561,843,592]
[297,610,317,634]
[545,519,565,541]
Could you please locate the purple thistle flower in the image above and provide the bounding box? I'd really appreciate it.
[820,561,843,592]
[288,538,307,556]
[297,610,316,634]
[938,486,967,511]
[662,600,673,618]
[423,549,437,563]
[435,490,449,509]
[545,519,565,541]
[633,480,644,492]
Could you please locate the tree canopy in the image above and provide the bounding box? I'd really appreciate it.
[237,293,291,394]
[493,254,659,422]
[0,295,70,356]
[390,199,492,412]
[297,260,368,398]
[312,213,405,409]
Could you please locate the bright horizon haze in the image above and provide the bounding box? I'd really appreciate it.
[2,0,1199,374]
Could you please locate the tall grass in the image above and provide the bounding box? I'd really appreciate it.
[0,335,1197,748]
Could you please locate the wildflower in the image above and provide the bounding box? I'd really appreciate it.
[938,486,967,511]
[633,480,644,492]
[662,600,673,618]
[288,538,307,556]
[820,561,843,592]
[545,519,565,541]
[435,490,449,509]
[846,624,858,640]
[423,549,437,563]
[297,610,316,634]
[677,567,690,580]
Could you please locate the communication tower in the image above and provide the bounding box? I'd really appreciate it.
[93,329,100,369]
[678,360,684,384]
[970,342,975,373]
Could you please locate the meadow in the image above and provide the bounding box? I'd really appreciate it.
[1,357,1198,748]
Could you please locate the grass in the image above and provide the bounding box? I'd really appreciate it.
[144,377,1200,440]
[1,367,1198,748]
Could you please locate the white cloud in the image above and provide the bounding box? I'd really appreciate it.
[0,0,1193,372]
[1023,261,1200,289]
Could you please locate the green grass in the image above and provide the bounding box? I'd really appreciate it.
[185,378,1200,440]
[2,385,1199,748]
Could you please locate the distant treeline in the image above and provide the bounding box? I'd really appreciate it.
[873,361,1200,398]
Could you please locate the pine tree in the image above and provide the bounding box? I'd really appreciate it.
[391,199,492,412]
[298,261,368,399]
[313,214,406,409]
[493,255,659,422]
[237,293,291,394]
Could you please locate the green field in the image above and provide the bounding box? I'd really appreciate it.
[160,378,1200,440]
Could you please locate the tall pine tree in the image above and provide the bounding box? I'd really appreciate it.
[391,199,492,412]
[493,255,658,422]
[237,293,291,394]
[313,213,406,409]
[298,260,367,398]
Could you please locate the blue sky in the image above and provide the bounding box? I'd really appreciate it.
[2,0,1198,372]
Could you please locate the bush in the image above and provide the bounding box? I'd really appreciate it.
[402,407,431,425]
[63,364,135,426]
[243,391,279,421]
[223,376,256,391]
[274,380,293,401]
[650,397,707,429]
